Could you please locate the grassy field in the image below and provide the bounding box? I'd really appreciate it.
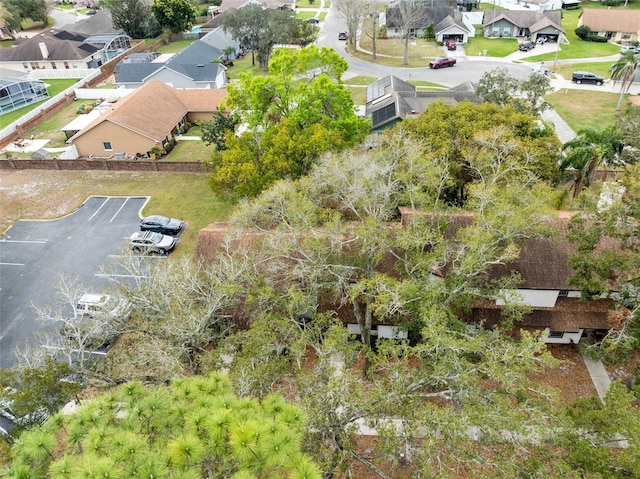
[166,138,212,162]
[358,36,443,59]
[0,170,233,257]
[465,36,518,57]
[544,90,630,131]
[552,62,614,80]
[22,97,97,147]
[0,79,79,130]
[225,55,269,79]
[156,39,196,54]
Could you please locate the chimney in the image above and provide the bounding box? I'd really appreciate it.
[39,42,49,59]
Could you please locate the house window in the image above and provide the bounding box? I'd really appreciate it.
[548,331,565,339]
[103,141,113,151]
[51,62,57,69]
[492,28,499,36]
[23,63,28,70]
[72,64,77,68]
[621,33,631,40]
[63,62,70,69]
[503,27,511,36]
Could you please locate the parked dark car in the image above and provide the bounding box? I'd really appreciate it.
[307,17,320,24]
[85,9,96,15]
[518,41,536,51]
[338,32,348,40]
[130,231,177,255]
[571,71,605,86]
[429,57,456,69]
[446,40,457,51]
[140,215,185,235]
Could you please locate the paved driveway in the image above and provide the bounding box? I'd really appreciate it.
[0,196,149,369]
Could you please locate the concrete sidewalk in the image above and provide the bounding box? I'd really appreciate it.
[578,345,612,402]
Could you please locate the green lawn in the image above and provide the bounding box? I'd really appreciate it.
[226,54,269,79]
[296,11,319,19]
[357,36,443,59]
[0,79,79,130]
[26,98,99,147]
[295,0,324,7]
[479,3,507,10]
[347,85,367,105]
[344,75,378,85]
[552,62,614,80]
[156,39,196,54]
[165,138,212,163]
[465,36,518,57]
[544,90,631,131]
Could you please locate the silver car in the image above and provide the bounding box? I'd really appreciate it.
[130,231,177,254]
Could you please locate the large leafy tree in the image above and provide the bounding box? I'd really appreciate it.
[397,101,561,207]
[385,0,430,65]
[476,66,551,115]
[207,46,370,199]
[3,0,47,29]
[617,105,640,165]
[5,373,322,479]
[150,0,196,35]
[222,4,306,68]
[0,358,79,434]
[567,163,640,362]
[102,0,161,39]
[611,51,640,112]
[561,125,623,197]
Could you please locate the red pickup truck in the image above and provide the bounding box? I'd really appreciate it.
[429,57,456,69]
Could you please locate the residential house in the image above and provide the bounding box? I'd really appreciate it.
[0,29,131,72]
[510,0,566,13]
[578,9,640,43]
[365,75,482,132]
[195,210,619,345]
[114,29,230,89]
[386,2,473,44]
[482,10,564,42]
[216,0,293,13]
[67,80,227,157]
[399,208,617,344]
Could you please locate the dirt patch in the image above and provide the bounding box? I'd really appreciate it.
[605,349,640,389]
[530,343,598,404]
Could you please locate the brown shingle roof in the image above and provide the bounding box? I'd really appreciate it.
[70,80,227,142]
[0,29,98,62]
[579,9,640,33]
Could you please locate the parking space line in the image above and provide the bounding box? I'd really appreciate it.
[0,239,47,244]
[0,262,25,266]
[110,198,129,223]
[95,273,149,279]
[88,197,110,222]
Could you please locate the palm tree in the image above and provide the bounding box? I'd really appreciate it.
[611,52,640,111]
[561,126,623,197]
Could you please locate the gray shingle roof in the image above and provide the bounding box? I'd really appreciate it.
[0,29,99,62]
[115,40,223,84]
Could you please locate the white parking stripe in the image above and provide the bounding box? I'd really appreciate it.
[88,197,109,221]
[0,262,25,266]
[0,239,47,243]
[110,197,129,223]
[95,273,150,279]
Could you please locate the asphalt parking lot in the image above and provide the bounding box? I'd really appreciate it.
[0,196,149,369]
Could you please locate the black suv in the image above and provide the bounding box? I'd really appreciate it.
[571,71,604,86]
[518,41,536,51]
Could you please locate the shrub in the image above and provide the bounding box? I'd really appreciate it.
[590,36,609,43]
[574,25,591,40]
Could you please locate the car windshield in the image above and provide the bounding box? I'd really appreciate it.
[150,232,164,243]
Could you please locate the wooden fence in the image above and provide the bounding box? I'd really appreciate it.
[0,158,207,173]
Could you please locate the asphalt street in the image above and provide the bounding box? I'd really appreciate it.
[0,196,149,368]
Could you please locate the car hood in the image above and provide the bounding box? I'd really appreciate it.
[157,235,176,248]
[166,218,183,230]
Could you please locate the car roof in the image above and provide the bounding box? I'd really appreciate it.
[143,215,169,222]
[79,293,109,305]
